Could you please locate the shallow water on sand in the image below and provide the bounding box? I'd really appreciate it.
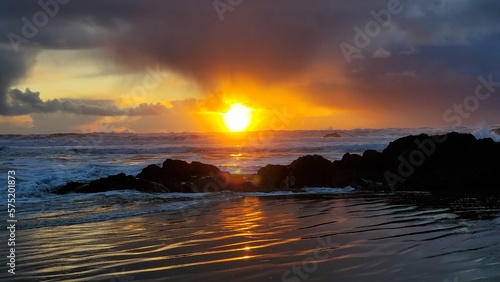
[3,193,499,281]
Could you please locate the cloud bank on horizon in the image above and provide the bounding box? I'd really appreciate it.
[0,0,499,133]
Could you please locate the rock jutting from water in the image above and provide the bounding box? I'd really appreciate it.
[322,132,341,138]
[54,132,500,195]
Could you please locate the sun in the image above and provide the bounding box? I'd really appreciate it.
[223,103,252,132]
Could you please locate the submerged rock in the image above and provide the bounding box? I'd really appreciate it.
[323,133,341,138]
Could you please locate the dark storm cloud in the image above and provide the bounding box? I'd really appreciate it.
[0,0,389,84]
[0,0,500,122]
[1,88,168,116]
[0,46,37,115]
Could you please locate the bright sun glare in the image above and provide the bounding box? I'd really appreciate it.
[223,103,252,132]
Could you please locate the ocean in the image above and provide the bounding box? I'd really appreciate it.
[0,127,499,281]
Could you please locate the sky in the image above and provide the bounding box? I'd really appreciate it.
[0,0,499,133]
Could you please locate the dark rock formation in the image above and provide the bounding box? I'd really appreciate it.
[136,164,186,192]
[55,160,260,194]
[323,133,341,138]
[158,159,219,182]
[191,161,220,177]
[192,171,274,193]
[254,132,500,193]
[492,128,500,135]
[254,164,288,189]
[288,155,335,188]
[54,181,85,195]
[54,132,500,195]
[136,160,221,192]
[54,173,169,194]
[384,132,500,193]
[330,150,390,190]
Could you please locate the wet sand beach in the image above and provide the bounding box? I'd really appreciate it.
[5,193,499,281]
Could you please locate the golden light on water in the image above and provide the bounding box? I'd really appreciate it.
[223,103,253,132]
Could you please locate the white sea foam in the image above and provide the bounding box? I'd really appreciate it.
[471,123,500,142]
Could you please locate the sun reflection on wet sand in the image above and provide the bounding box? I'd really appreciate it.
[10,195,500,281]
[219,197,264,232]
